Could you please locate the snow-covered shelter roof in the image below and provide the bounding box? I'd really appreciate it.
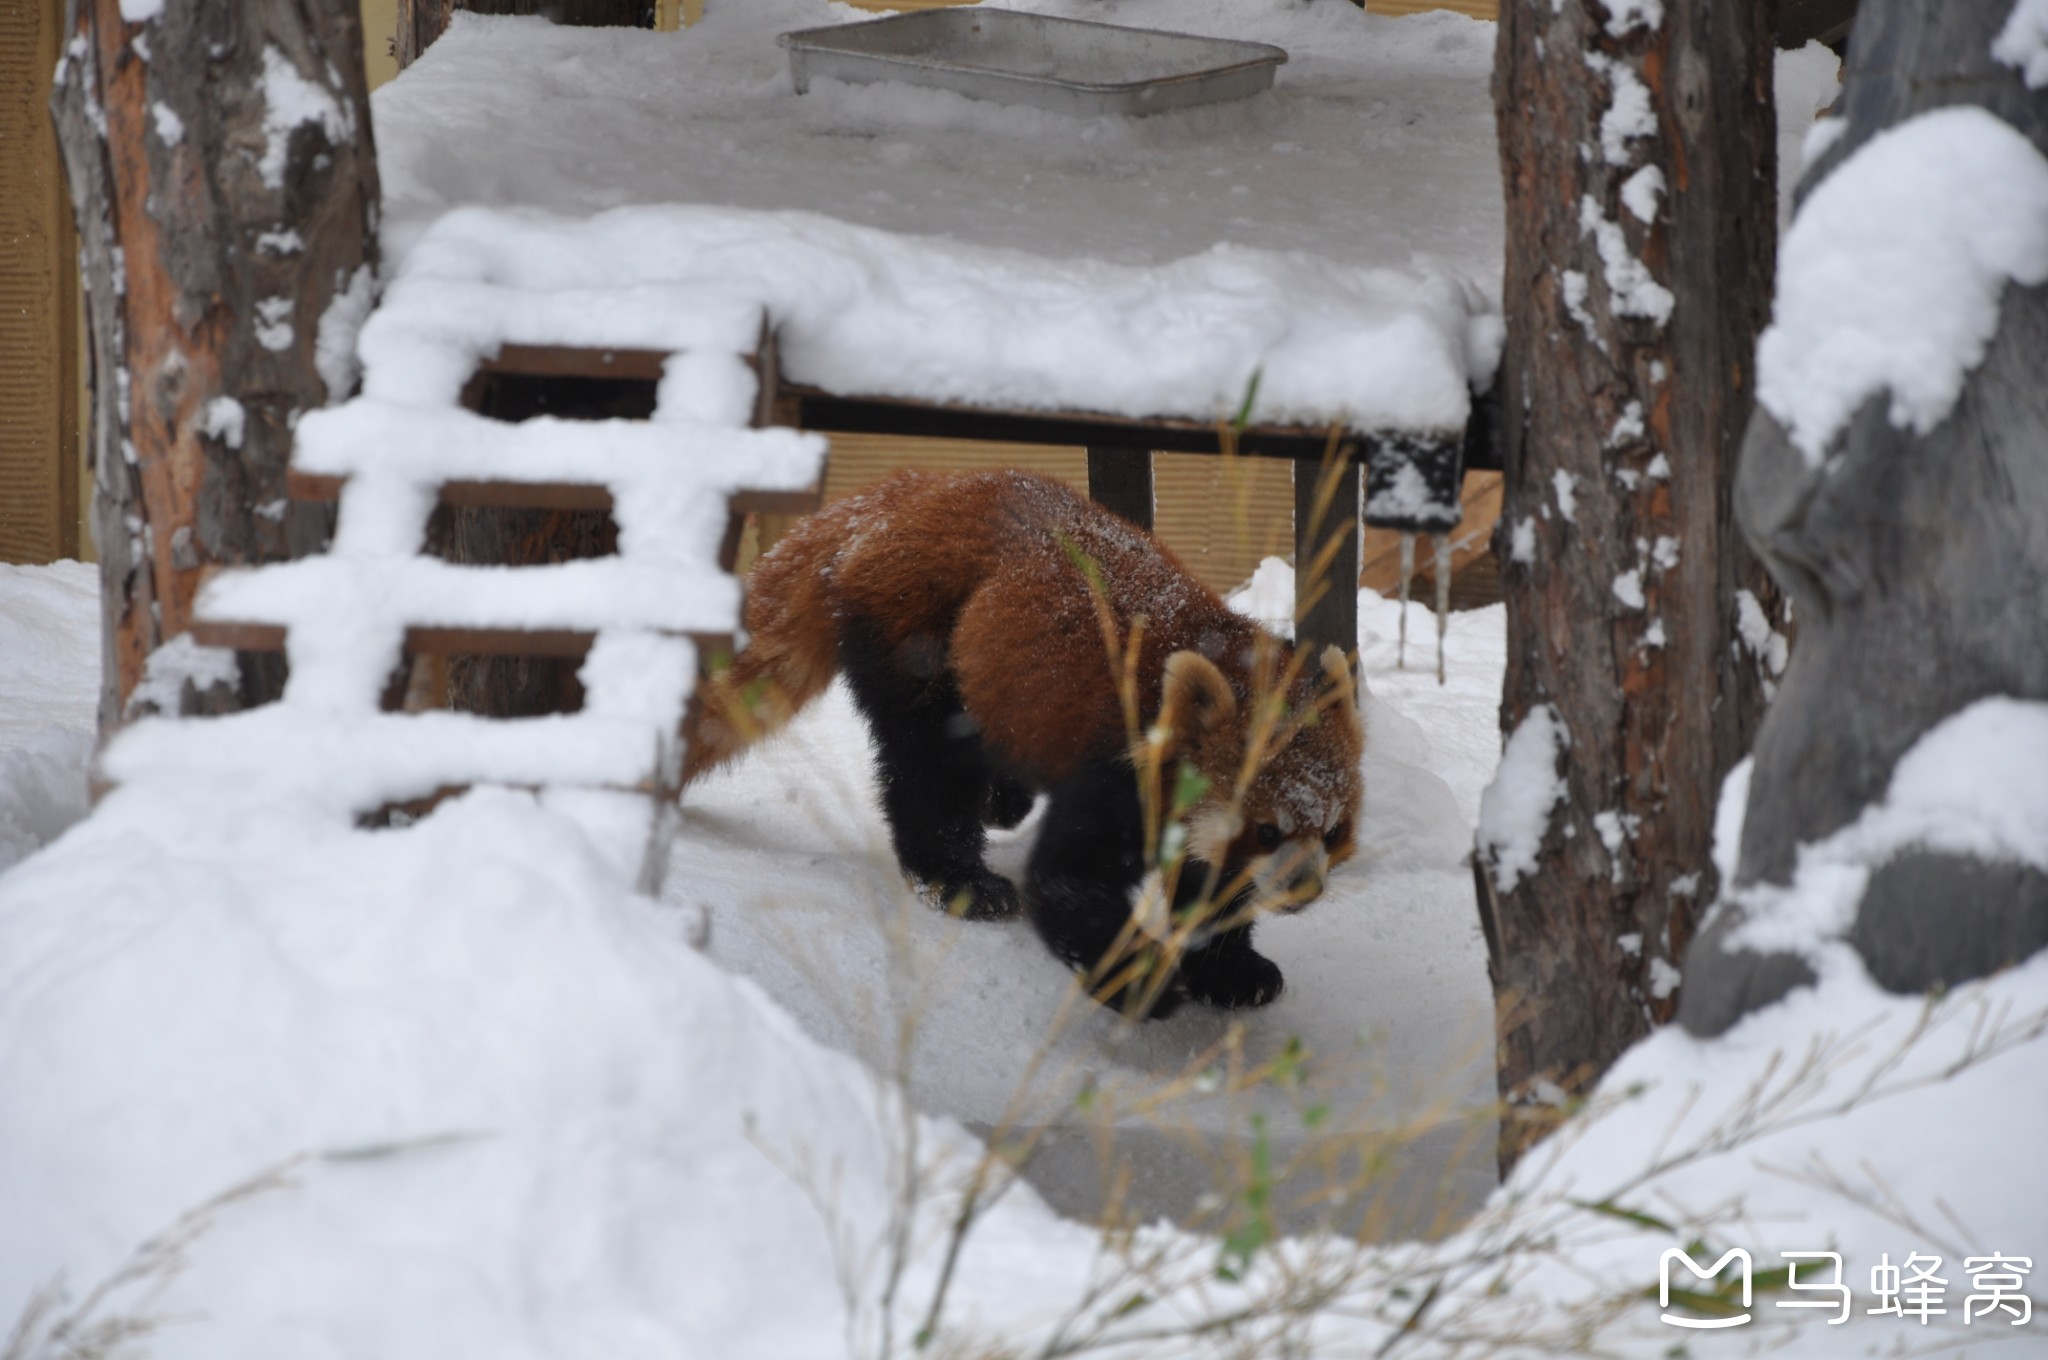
[367,0,1509,434]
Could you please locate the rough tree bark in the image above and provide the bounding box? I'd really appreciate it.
[1479,0,1784,1170]
[51,0,379,730]
[1683,0,2048,1034]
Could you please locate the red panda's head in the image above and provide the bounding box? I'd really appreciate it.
[1154,644,1364,917]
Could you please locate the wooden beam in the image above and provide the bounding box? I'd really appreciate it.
[780,383,1390,463]
[286,470,818,517]
[1292,455,1360,659]
[1086,447,1154,532]
[189,619,734,661]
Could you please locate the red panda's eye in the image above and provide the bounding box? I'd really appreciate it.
[1325,822,1351,849]
[1255,823,1284,852]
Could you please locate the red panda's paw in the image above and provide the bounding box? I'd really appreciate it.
[920,871,1022,922]
[1180,945,1285,1010]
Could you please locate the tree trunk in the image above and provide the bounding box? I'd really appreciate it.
[1681,0,2048,1034]
[1479,0,1782,1171]
[396,0,653,70]
[51,0,379,729]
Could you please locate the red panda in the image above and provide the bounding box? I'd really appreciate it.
[685,469,1364,1018]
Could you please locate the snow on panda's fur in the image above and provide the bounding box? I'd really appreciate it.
[684,469,1364,1018]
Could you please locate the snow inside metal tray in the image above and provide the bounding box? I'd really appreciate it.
[777,10,1288,118]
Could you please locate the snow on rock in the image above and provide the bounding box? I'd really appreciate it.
[1713,755,1753,886]
[1995,0,2048,88]
[1724,698,2048,957]
[1476,704,1568,894]
[1757,106,2048,464]
[1612,568,1646,610]
[0,563,99,875]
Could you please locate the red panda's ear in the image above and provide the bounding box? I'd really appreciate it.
[1159,650,1237,749]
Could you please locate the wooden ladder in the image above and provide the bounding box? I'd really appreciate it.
[116,324,825,890]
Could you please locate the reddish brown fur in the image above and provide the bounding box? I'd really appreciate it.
[687,469,1361,878]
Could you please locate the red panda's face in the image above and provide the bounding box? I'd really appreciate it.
[1157,645,1364,918]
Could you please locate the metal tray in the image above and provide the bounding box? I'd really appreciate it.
[777,10,1287,119]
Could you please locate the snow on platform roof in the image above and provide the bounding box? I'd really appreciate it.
[367,0,1508,432]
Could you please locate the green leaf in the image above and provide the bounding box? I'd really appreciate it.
[1232,368,1264,433]
[1171,761,1212,817]
[1269,1035,1308,1089]
[1568,1197,1677,1234]
[1056,532,1107,595]
[1112,1292,1151,1319]
[1302,1102,1330,1130]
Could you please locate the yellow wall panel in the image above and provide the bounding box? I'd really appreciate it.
[1,0,82,565]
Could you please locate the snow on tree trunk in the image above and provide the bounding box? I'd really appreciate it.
[50,0,379,729]
[1682,0,2048,1034]
[1478,0,1783,1171]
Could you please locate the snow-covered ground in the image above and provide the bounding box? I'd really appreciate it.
[4,558,2043,1358]
[0,562,98,876]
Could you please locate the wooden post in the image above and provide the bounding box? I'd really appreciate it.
[1292,454,1359,659]
[1481,0,1781,1170]
[1085,446,1154,533]
[51,0,379,726]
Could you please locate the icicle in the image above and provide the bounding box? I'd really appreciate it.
[1433,532,1451,686]
[1397,532,1415,669]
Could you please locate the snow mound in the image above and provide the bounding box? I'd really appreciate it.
[0,562,98,874]
[1723,697,2048,956]
[1757,105,2048,463]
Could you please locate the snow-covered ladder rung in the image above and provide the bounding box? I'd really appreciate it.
[283,471,819,519]
[188,611,733,665]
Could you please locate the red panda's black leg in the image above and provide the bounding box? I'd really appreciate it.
[1178,922,1285,1009]
[839,617,1021,921]
[983,773,1036,830]
[1027,753,1286,1018]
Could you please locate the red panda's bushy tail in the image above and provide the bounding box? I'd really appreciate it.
[680,507,844,788]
